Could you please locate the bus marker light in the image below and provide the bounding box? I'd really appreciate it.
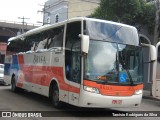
[134,89,142,95]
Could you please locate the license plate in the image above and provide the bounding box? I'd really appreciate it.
[112,100,122,104]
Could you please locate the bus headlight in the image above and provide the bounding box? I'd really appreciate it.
[83,86,100,94]
[134,89,143,95]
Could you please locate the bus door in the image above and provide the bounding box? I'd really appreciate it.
[65,21,81,106]
[156,43,160,98]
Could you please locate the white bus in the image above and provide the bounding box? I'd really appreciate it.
[151,42,160,100]
[4,17,144,108]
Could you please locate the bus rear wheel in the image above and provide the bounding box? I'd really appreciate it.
[51,85,62,108]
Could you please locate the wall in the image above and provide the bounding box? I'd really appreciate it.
[44,0,100,24]
[68,0,99,18]
[45,0,68,24]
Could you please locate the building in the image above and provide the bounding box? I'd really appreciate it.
[44,0,100,24]
[0,21,39,64]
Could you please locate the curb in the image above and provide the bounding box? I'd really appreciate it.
[142,95,160,101]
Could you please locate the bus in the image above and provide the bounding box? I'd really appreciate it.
[151,42,160,100]
[4,17,144,108]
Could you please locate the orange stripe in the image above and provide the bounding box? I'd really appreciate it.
[17,65,80,94]
[18,55,24,64]
[83,80,143,96]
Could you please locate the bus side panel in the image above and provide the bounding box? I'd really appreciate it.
[21,51,54,96]
[20,50,70,102]
[156,59,160,98]
[152,43,160,99]
[156,61,160,80]
[4,50,79,104]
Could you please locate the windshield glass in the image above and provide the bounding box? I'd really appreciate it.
[85,20,139,46]
[118,44,143,84]
[84,40,143,85]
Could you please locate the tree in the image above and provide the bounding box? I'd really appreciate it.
[92,0,144,23]
[154,0,160,45]
[91,0,157,43]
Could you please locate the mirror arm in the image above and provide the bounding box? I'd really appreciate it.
[144,60,156,64]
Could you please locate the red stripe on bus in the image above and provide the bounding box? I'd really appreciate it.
[83,80,143,96]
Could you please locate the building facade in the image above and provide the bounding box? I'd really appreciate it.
[44,0,100,24]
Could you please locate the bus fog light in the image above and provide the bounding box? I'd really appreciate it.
[84,86,100,94]
[134,89,142,95]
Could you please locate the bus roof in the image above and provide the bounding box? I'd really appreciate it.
[8,17,136,42]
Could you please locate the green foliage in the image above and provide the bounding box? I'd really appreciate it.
[91,0,156,34]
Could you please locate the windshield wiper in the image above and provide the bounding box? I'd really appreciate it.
[84,78,119,85]
[125,69,134,85]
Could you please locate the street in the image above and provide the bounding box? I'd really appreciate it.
[0,85,160,120]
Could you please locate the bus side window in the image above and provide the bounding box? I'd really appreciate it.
[25,33,44,52]
[48,26,64,48]
[7,38,31,55]
[158,46,160,63]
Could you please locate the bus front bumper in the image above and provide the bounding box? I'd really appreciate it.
[78,89,142,108]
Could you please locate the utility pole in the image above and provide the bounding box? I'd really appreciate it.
[38,4,50,25]
[18,16,30,34]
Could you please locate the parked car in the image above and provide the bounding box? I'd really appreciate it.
[0,64,4,85]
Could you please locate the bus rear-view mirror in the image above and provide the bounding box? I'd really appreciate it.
[149,45,156,62]
[79,34,89,54]
[141,43,156,63]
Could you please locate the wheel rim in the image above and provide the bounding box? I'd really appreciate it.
[53,89,59,106]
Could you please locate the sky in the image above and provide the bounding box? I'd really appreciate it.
[0,0,47,25]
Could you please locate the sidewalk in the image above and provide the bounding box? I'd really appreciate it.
[143,90,159,101]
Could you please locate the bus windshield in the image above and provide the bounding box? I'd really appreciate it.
[84,20,143,85]
[84,41,143,85]
[85,20,139,46]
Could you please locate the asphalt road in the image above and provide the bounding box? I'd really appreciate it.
[0,85,160,120]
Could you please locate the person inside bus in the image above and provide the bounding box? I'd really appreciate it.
[37,38,48,50]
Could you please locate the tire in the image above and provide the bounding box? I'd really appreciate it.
[11,76,18,92]
[51,84,62,108]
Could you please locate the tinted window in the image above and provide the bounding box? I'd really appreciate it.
[7,38,32,55]
[7,26,64,55]
[48,26,64,48]
[65,21,81,83]
[34,26,64,50]
[85,20,139,46]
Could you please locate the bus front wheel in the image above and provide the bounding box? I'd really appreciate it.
[52,85,62,108]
